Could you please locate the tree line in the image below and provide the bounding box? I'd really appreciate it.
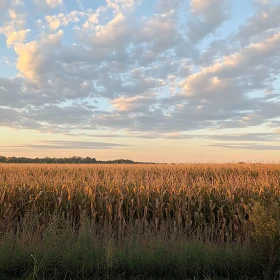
[0,156,136,164]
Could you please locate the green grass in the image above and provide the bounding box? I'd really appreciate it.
[0,221,273,280]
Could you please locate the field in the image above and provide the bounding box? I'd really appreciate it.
[0,163,280,279]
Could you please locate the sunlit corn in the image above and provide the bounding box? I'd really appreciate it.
[0,163,279,243]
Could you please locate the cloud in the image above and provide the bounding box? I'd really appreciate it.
[46,0,63,8]
[131,132,280,141]
[0,0,280,144]
[179,32,280,99]
[0,0,8,8]
[14,41,47,81]
[105,0,140,13]
[0,7,26,46]
[196,39,234,66]
[156,0,183,12]
[0,77,25,108]
[112,95,157,112]
[6,29,30,45]
[208,143,280,150]
[45,11,85,31]
[236,4,280,45]
[188,0,230,42]
[28,104,96,126]
[5,140,129,150]
[212,133,280,142]
[91,12,130,48]
[0,107,20,126]
[14,29,64,82]
[64,132,280,142]
[136,10,180,54]
[0,0,11,15]
[45,16,61,31]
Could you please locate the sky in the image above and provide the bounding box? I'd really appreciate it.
[0,0,280,163]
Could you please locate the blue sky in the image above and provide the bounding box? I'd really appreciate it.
[0,0,280,162]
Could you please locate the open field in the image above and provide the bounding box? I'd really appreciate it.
[1,163,280,279]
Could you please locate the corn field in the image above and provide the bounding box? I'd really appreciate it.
[1,163,280,244]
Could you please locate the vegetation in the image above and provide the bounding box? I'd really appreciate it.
[0,155,136,164]
[0,163,280,279]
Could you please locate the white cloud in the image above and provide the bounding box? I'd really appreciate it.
[45,16,61,31]
[105,0,140,13]
[0,6,26,46]
[91,12,130,48]
[14,30,64,82]
[45,11,85,31]
[14,41,43,81]
[46,0,63,8]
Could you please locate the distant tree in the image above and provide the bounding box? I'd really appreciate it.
[0,156,121,164]
[0,155,164,164]
[0,156,6,163]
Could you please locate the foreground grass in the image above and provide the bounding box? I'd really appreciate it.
[0,226,267,280]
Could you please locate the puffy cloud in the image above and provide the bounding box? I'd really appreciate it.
[91,13,130,48]
[0,7,26,46]
[45,11,85,31]
[0,0,280,143]
[112,95,156,112]
[156,0,183,12]
[6,29,30,45]
[188,0,230,42]
[180,32,280,97]
[79,7,106,32]
[105,0,140,13]
[14,30,64,82]
[46,0,63,8]
[14,41,47,81]
[236,4,280,45]
[45,16,61,30]
[137,10,179,52]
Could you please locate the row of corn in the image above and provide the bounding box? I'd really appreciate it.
[0,164,280,243]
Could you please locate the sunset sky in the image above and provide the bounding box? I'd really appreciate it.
[0,0,280,163]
